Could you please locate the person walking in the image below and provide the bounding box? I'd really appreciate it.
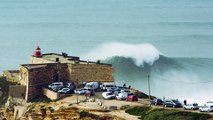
[184,100,187,105]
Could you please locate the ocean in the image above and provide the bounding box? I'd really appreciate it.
[0,0,213,104]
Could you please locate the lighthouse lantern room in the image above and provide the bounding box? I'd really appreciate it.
[34,46,42,57]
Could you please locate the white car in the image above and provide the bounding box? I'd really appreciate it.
[74,88,87,95]
[183,103,199,110]
[48,82,63,91]
[206,101,213,106]
[102,92,115,99]
[84,82,99,90]
[199,105,213,112]
[100,83,116,91]
[58,88,71,94]
[116,92,128,100]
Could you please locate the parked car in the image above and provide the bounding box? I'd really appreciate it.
[151,98,163,105]
[164,99,182,108]
[120,89,131,94]
[183,103,199,110]
[116,92,128,100]
[84,82,99,90]
[126,95,138,101]
[199,105,213,112]
[102,92,116,99]
[48,82,63,91]
[64,82,75,88]
[114,88,133,96]
[100,83,116,91]
[58,88,73,94]
[110,87,122,95]
[206,101,213,106]
[74,88,87,95]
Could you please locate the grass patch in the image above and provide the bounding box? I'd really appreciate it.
[126,106,212,120]
[0,77,17,105]
[126,106,151,118]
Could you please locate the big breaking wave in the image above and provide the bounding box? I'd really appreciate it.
[82,42,213,104]
[82,42,160,66]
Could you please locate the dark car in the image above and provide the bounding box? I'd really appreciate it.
[164,99,182,108]
[151,98,163,105]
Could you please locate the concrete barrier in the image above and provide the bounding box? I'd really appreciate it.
[42,88,58,100]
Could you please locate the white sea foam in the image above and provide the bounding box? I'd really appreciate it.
[81,42,161,66]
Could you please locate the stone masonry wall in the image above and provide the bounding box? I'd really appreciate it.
[66,64,114,84]
[19,63,113,101]
[26,64,69,101]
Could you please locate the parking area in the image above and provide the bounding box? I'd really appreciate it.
[46,81,138,101]
[46,81,213,114]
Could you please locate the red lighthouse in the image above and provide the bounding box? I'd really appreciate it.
[34,46,42,57]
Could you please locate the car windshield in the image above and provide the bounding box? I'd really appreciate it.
[172,100,179,103]
[106,85,114,87]
[207,101,213,104]
[77,88,85,91]
[85,84,92,88]
[107,92,113,95]
[55,83,61,85]
[193,103,198,106]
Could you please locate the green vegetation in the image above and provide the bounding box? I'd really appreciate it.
[125,106,212,120]
[120,105,130,110]
[30,95,52,103]
[79,111,99,119]
[126,106,151,117]
[0,77,17,105]
[79,111,116,119]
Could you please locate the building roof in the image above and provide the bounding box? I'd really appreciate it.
[32,53,110,65]
[38,53,79,64]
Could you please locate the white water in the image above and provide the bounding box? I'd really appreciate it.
[0,0,213,105]
[82,42,160,66]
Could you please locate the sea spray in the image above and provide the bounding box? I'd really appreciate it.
[82,43,213,104]
[81,42,161,66]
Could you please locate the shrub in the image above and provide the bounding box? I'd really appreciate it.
[30,95,52,103]
[126,106,212,120]
[79,111,99,119]
[125,106,151,117]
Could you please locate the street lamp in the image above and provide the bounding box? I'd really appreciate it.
[76,78,79,104]
[147,74,151,106]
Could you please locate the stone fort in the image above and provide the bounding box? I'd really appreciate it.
[3,46,114,101]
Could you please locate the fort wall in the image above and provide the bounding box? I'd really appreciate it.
[66,64,114,84]
[19,63,113,101]
[29,56,56,64]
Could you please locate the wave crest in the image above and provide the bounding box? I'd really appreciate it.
[82,42,161,66]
